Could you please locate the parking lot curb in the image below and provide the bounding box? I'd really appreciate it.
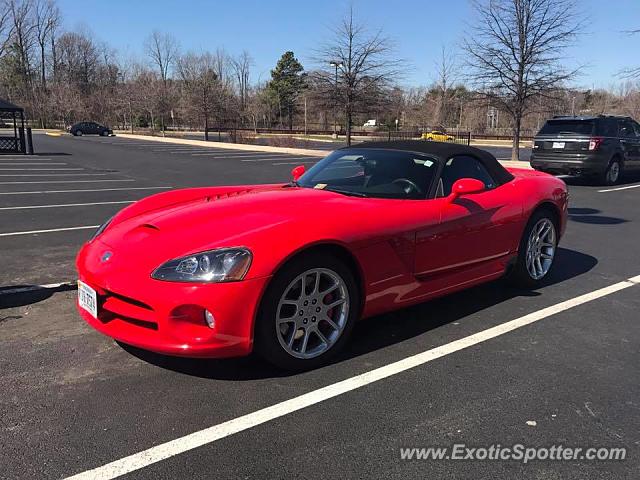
[116,133,328,158]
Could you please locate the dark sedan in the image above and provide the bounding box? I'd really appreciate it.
[69,121,113,136]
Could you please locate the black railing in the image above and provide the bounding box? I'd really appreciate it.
[202,127,472,147]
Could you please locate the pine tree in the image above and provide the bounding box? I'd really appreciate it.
[266,51,306,129]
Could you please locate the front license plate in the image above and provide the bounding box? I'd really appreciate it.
[552,142,565,149]
[78,280,97,319]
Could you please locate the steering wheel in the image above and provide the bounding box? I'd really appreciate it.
[392,178,423,196]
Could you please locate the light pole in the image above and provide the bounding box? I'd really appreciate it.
[329,61,343,138]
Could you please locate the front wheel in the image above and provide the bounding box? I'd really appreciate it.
[507,210,558,288]
[255,253,359,370]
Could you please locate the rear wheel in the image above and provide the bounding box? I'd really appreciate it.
[255,253,359,370]
[74,130,83,136]
[507,209,558,288]
[601,158,623,186]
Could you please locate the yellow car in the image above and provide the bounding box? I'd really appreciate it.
[421,130,455,142]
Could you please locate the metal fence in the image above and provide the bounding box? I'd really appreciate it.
[0,128,24,154]
[367,129,471,145]
[204,127,472,146]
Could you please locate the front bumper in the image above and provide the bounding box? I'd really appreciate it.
[530,153,607,176]
[76,242,270,358]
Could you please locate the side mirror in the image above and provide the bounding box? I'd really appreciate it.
[291,165,306,182]
[448,178,486,202]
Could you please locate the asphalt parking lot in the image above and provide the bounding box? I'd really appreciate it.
[1,134,638,479]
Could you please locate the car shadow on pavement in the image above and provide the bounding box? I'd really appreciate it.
[568,207,628,225]
[563,172,640,187]
[0,284,77,310]
[120,247,597,381]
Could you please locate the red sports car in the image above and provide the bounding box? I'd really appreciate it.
[76,141,568,370]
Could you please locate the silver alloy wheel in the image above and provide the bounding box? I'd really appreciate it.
[276,268,350,359]
[525,218,557,280]
[607,161,620,184]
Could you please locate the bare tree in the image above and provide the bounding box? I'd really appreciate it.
[144,30,178,86]
[463,0,582,160]
[144,30,179,132]
[211,47,231,86]
[433,46,460,127]
[231,50,252,114]
[33,0,57,88]
[314,7,403,145]
[620,29,640,79]
[0,0,15,57]
[177,52,225,139]
[7,0,37,93]
[55,30,99,89]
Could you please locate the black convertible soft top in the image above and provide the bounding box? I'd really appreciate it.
[348,140,515,185]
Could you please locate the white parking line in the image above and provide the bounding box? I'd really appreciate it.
[272,161,318,165]
[0,225,99,237]
[192,153,301,158]
[0,163,67,165]
[598,183,640,193]
[0,168,83,171]
[242,157,315,162]
[0,173,113,177]
[0,186,171,195]
[169,150,226,154]
[0,179,136,185]
[113,143,157,146]
[63,275,640,480]
[0,200,134,211]
[152,147,196,151]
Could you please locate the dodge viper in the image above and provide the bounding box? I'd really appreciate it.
[77,141,568,370]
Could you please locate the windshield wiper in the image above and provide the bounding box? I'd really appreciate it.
[323,187,368,197]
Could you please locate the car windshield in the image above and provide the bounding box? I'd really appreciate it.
[297,148,438,199]
[538,120,595,136]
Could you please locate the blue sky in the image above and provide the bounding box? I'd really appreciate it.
[58,0,639,89]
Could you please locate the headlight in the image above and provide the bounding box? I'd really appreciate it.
[91,217,113,241]
[151,247,252,283]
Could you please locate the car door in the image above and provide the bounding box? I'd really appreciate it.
[630,121,640,171]
[415,154,522,282]
[619,120,640,170]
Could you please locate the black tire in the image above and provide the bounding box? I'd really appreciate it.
[74,130,83,136]
[100,130,108,136]
[601,157,623,186]
[506,209,558,288]
[254,252,360,371]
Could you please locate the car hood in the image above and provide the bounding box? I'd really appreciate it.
[93,185,385,277]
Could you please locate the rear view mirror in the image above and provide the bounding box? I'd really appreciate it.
[448,178,485,202]
[291,165,306,182]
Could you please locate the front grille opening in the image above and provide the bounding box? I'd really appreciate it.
[99,310,158,330]
[97,290,158,330]
[105,290,153,311]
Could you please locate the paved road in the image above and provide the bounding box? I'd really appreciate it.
[0,134,638,479]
